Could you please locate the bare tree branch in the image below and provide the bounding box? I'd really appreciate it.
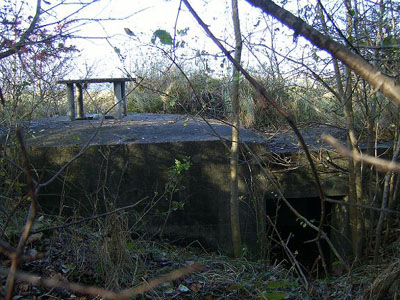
[0,87,5,106]
[242,143,347,267]
[323,134,400,172]
[0,0,42,60]
[5,128,38,299]
[325,197,400,216]
[266,216,309,290]
[246,0,400,105]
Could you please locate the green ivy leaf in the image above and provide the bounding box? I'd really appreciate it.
[151,29,173,45]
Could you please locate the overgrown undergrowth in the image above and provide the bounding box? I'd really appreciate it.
[1,208,399,299]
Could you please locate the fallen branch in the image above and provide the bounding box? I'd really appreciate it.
[364,261,400,300]
[0,263,204,300]
[0,240,43,263]
[118,263,205,297]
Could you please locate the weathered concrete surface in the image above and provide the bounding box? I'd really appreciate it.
[23,114,354,200]
[31,142,238,250]
[2,113,372,256]
[24,113,354,198]
[26,113,267,146]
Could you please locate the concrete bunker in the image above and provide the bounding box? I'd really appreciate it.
[7,114,387,267]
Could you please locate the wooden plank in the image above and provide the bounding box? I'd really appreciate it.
[57,78,136,84]
[66,83,75,121]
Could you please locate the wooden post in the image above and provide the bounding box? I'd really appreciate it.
[121,81,127,117]
[113,81,122,119]
[66,83,75,121]
[76,83,85,119]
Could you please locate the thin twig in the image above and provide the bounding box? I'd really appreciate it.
[0,240,43,262]
[267,216,309,290]
[31,197,148,234]
[325,197,400,216]
[243,143,347,267]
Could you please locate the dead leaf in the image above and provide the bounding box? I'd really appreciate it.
[190,282,202,293]
[26,233,43,244]
[19,283,30,292]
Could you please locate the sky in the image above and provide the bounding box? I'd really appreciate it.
[18,0,326,82]
[8,0,336,82]
[54,0,238,78]
[47,0,287,79]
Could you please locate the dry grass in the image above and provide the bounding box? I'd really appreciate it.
[2,203,400,299]
[2,211,305,299]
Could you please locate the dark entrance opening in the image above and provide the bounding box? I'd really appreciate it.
[266,196,333,273]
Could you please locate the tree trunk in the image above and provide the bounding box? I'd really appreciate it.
[317,0,363,258]
[230,0,243,258]
[374,135,400,263]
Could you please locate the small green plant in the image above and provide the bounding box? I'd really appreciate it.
[159,157,192,235]
[170,157,191,176]
[165,156,191,211]
[171,200,185,211]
